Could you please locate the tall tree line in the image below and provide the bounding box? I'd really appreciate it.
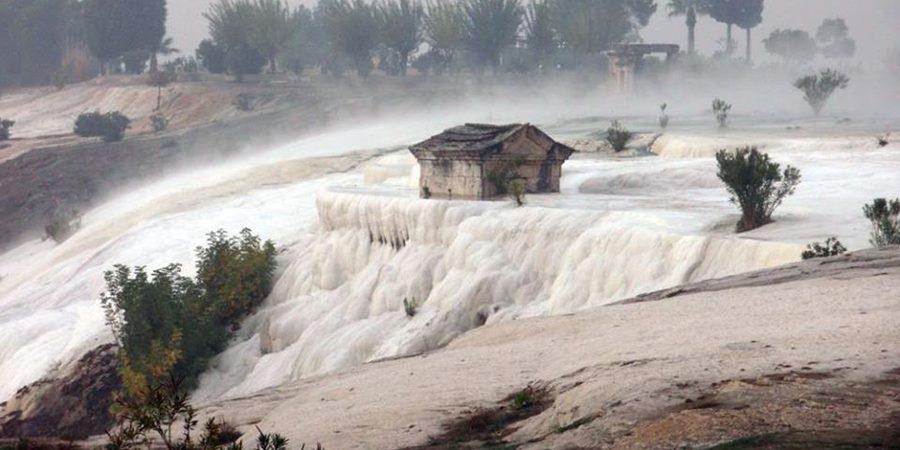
[0,0,83,87]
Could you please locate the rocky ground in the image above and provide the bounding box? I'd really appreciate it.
[193,247,900,450]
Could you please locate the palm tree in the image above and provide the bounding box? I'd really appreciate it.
[667,0,710,54]
[149,37,179,73]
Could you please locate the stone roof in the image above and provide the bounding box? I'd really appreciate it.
[409,123,574,160]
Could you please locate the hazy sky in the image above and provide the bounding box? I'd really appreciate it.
[169,0,900,67]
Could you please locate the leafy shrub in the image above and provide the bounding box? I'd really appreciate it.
[863,198,900,247]
[508,179,526,206]
[606,120,633,152]
[712,98,731,128]
[151,113,169,132]
[801,237,847,260]
[793,68,849,116]
[0,119,14,141]
[421,186,431,199]
[44,210,82,243]
[658,103,669,129]
[403,297,417,317]
[100,228,276,392]
[197,39,228,74]
[877,133,890,147]
[716,147,801,232]
[74,111,131,142]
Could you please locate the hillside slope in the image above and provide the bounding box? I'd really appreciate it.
[198,247,900,449]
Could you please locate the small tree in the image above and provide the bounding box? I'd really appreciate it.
[606,120,633,152]
[148,70,177,110]
[712,98,731,128]
[151,113,169,132]
[801,237,846,260]
[197,39,228,74]
[403,297,418,317]
[862,198,900,248]
[508,179,526,206]
[658,103,669,129]
[716,147,801,232]
[226,44,268,82]
[0,119,14,141]
[793,68,850,116]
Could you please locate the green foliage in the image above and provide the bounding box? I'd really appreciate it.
[100,228,276,391]
[508,179,526,206]
[149,37,180,74]
[44,210,82,243]
[793,68,850,116]
[716,147,801,232]
[801,237,846,260]
[606,120,633,152]
[712,98,731,128]
[863,198,900,248]
[551,0,633,58]
[462,0,523,71]
[423,0,464,74]
[763,29,817,63]
[83,0,166,73]
[525,0,555,61]
[74,111,132,142]
[377,0,423,76]
[421,185,432,199]
[0,119,14,141]
[317,0,380,77]
[150,113,169,133]
[277,6,326,74]
[197,39,228,74]
[122,50,150,75]
[226,44,268,81]
[249,0,293,72]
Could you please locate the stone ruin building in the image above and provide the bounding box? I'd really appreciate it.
[607,43,680,95]
[408,123,575,200]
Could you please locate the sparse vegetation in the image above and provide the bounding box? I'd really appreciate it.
[712,98,731,128]
[716,147,801,232]
[793,69,850,116]
[863,198,900,248]
[150,113,169,133]
[508,179,526,206]
[658,103,669,129]
[0,119,14,141]
[801,237,847,260]
[233,93,256,111]
[44,210,82,243]
[403,297,418,317]
[606,120,633,152]
[147,71,177,111]
[421,186,432,199]
[74,111,132,142]
[877,133,890,147]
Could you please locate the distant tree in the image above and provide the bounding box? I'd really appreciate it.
[149,37,180,74]
[317,0,380,77]
[83,0,132,74]
[205,0,256,50]
[122,50,150,74]
[552,0,643,60]
[196,39,228,74]
[2,0,70,85]
[423,0,464,73]
[278,5,326,74]
[461,0,523,71]
[626,0,658,28]
[708,0,743,55]
[712,97,731,128]
[667,0,711,55]
[763,29,817,63]
[137,0,167,73]
[226,44,267,81]
[148,70,177,110]
[816,18,855,60]
[793,68,849,115]
[734,0,763,61]
[716,147,801,232]
[377,0,424,76]
[250,0,293,72]
[525,0,556,64]
[74,111,132,142]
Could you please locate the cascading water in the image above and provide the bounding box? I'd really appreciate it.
[0,111,897,407]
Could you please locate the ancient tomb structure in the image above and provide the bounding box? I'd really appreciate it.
[408,123,575,200]
[607,43,680,95]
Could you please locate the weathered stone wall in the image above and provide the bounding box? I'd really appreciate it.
[419,159,484,199]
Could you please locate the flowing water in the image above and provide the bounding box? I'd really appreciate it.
[0,105,897,404]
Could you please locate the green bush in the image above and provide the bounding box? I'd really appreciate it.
[44,210,82,243]
[74,111,131,142]
[0,118,14,141]
[403,297,418,317]
[606,120,633,152]
[716,147,801,232]
[863,198,900,247]
[151,113,169,132]
[793,68,849,116]
[801,237,846,260]
[100,228,276,391]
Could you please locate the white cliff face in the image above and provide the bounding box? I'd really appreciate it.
[0,111,897,406]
